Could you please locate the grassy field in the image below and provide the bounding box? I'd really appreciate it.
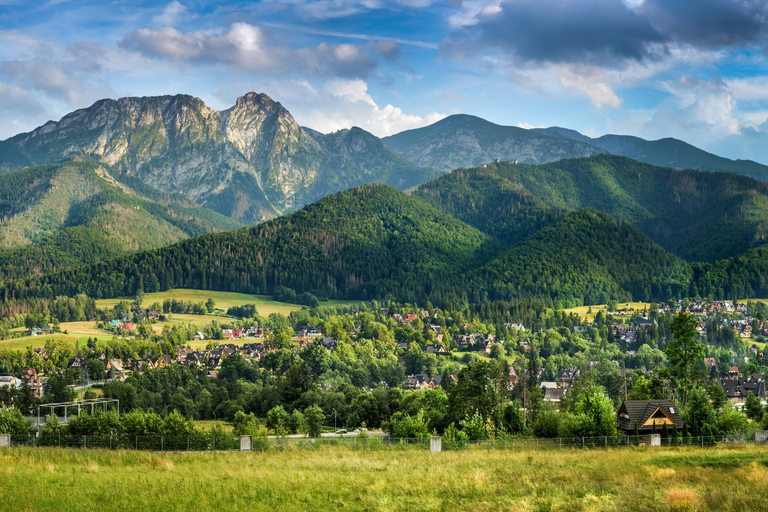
[565,302,653,322]
[1,445,767,511]
[95,289,304,317]
[1,322,117,351]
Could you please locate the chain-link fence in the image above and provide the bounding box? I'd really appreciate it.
[3,432,763,453]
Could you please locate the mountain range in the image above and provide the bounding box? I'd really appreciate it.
[382,114,768,182]
[1,92,768,302]
[0,93,436,224]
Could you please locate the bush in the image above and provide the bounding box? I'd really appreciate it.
[266,405,289,435]
[304,405,325,438]
[460,411,487,441]
[533,409,561,438]
[232,411,260,436]
[39,414,64,445]
[388,410,430,439]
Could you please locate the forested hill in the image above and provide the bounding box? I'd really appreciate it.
[0,162,241,279]
[465,209,692,305]
[0,185,497,303]
[0,180,743,308]
[414,154,768,263]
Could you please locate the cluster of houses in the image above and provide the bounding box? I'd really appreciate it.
[0,368,45,396]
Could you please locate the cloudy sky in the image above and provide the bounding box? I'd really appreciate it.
[2,0,768,163]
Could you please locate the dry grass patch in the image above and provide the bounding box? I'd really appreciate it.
[152,459,174,470]
[667,488,697,512]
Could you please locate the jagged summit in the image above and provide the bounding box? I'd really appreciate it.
[0,92,437,224]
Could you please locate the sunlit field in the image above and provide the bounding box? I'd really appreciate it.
[94,289,305,317]
[2,444,768,511]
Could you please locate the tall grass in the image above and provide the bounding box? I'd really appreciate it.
[1,445,767,511]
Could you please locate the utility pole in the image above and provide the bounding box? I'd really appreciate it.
[623,357,627,400]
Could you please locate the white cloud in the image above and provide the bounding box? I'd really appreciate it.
[553,64,623,109]
[447,0,502,28]
[153,2,190,26]
[120,22,381,78]
[315,78,446,135]
[216,77,445,137]
[516,121,544,129]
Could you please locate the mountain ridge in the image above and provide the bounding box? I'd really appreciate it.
[0,92,438,224]
[382,113,768,181]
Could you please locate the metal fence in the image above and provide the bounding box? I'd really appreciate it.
[3,432,764,453]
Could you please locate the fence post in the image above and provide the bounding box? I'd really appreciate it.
[213,436,215,451]
[582,437,585,449]
[536,438,538,451]
[187,436,190,452]
[161,436,164,452]
[136,435,138,450]
[110,435,112,450]
[488,439,491,452]
[560,438,562,450]
[83,435,86,448]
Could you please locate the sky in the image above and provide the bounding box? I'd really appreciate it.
[1,0,768,163]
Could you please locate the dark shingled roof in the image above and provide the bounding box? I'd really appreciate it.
[618,400,682,433]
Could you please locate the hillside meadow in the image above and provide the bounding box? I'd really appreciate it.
[94,289,304,317]
[2,445,768,511]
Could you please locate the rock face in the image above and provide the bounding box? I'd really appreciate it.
[3,93,435,223]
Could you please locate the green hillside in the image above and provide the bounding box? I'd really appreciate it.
[415,155,768,262]
[0,182,704,307]
[2,184,496,302]
[0,162,242,279]
[535,127,768,182]
[466,209,692,305]
[412,169,566,246]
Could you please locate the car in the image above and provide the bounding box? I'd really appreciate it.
[335,429,348,434]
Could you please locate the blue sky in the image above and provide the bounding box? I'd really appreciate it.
[2,0,768,163]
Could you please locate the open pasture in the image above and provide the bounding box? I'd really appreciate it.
[94,289,304,317]
[1,444,767,511]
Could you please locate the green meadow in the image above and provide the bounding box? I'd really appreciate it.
[94,289,305,317]
[1,445,767,511]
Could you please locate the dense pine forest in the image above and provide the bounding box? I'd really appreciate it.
[1,154,768,307]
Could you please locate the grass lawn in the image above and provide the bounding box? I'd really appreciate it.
[95,289,305,317]
[1,445,767,511]
[565,302,652,322]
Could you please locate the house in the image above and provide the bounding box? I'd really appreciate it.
[719,376,766,402]
[543,387,566,403]
[617,400,682,435]
[67,357,86,369]
[422,344,445,355]
[119,322,134,331]
[109,319,120,328]
[106,359,124,372]
[194,332,205,341]
[0,375,22,389]
[556,369,580,388]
